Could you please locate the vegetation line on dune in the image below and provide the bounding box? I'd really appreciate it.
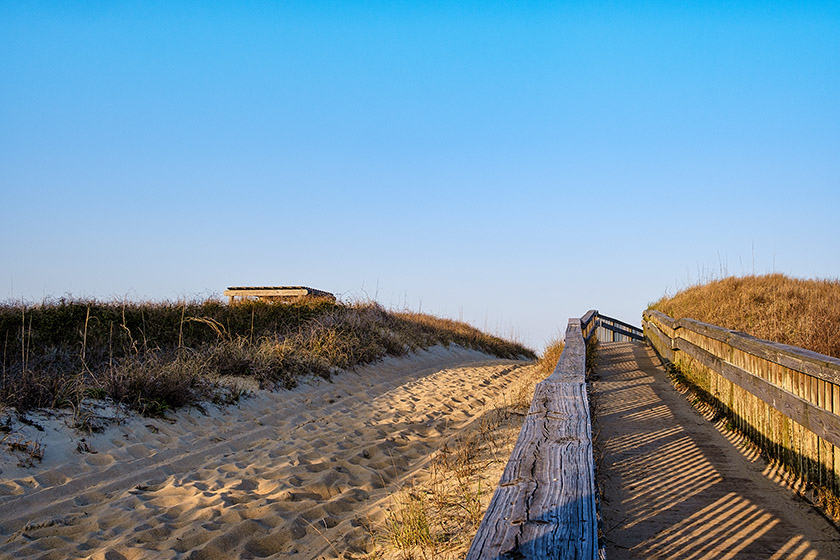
[649,273,840,359]
[0,297,535,415]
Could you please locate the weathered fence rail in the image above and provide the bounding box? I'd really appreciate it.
[643,310,840,499]
[582,310,644,343]
[468,310,637,559]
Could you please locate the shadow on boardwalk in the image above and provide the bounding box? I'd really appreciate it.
[593,341,839,559]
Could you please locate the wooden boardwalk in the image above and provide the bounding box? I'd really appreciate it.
[593,341,839,559]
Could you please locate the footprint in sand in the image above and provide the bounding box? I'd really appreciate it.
[232,479,259,491]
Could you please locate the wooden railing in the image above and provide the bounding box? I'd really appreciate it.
[468,310,640,559]
[643,310,840,499]
[581,310,644,343]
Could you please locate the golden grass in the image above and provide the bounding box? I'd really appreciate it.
[649,274,840,358]
[536,338,565,377]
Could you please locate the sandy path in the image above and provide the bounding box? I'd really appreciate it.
[593,341,839,559]
[0,345,534,559]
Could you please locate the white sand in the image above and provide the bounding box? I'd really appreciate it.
[0,345,535,559]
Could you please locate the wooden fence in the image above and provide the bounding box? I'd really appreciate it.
[582,310,644,343]
[643,310,840,500]
[467,310,638,559]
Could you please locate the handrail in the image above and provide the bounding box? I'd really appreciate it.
[467,312,601,559]
[582,309,644,342]
[642,309,840,500]
[467,310,646,558]
[596,314,643,337]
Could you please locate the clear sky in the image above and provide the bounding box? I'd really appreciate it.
[2,1,839,351]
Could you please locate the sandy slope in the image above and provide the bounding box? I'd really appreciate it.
[0,345,535,559]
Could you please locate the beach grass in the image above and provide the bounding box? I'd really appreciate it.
[649,273,840,359]
[0,297,535,414]
[536,338,564,377]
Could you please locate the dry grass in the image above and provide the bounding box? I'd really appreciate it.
[376,414,522,559]
[650,274,840,358]
[392,312,531,361]
[536,338,565,377]
[0,298,535,414]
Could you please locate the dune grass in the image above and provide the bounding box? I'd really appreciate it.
[649,273,840,359]
[536,338,565,377]
[0,297,535,414]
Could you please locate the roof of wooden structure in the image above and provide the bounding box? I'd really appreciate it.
[223,286,335,298]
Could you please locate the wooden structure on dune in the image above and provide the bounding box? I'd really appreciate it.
[223,286,336,304]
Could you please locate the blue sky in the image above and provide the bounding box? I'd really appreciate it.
[2,1,839,350]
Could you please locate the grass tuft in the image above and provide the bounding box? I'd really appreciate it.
[536,338,565,377]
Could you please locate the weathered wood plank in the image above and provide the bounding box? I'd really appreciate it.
[469,446,599,559]
[526,381,591,424]
[643,309,676,329]
[550,319,586,382]
[500,389,592,485]
[469,382,598,559]
[467,314,598,559]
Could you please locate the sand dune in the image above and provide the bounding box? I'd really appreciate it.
[0,345,535,559]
